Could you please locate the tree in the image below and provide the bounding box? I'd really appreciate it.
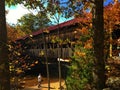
[59,0,105,89]
[0,0,10,90]
[16,13,52,34]
[70,1,105,90]
[7,24,26,41]
[104,1,120,57]
[92,0,106,90]
[59,0,107,89]
[66,12,94,90]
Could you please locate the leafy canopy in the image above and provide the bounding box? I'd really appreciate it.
[16,12,52,34]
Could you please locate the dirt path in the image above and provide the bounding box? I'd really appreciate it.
[22,76,66,90]
[24,82,66,90]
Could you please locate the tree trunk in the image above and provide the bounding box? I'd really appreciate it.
[42,32,50,90]
[0,0,10,90]
[92,0,106,90]
[44,36,50,90]
[57,24,62,90]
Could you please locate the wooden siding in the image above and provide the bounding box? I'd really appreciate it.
[28,48,73,58]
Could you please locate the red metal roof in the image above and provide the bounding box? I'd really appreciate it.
[32,18,79,36]
[16,18,89,41]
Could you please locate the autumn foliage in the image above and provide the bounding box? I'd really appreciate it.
[104,2,120,31]
[66,1,120,90]
[7,24,26,42]
[6,2,120,90]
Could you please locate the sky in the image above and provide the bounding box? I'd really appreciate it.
[6,4,30,25]
[6,0,114,25]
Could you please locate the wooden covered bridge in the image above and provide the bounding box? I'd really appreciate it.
[15,18,81,62]
[11,18,120,77]
[14,18,120,62]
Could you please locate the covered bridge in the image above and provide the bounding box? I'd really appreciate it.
[14,18,120,62]
[15,18,82,61]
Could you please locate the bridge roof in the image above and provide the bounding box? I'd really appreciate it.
[32,18,78,36]
[16,17,90,41]
[16,18,79,41]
